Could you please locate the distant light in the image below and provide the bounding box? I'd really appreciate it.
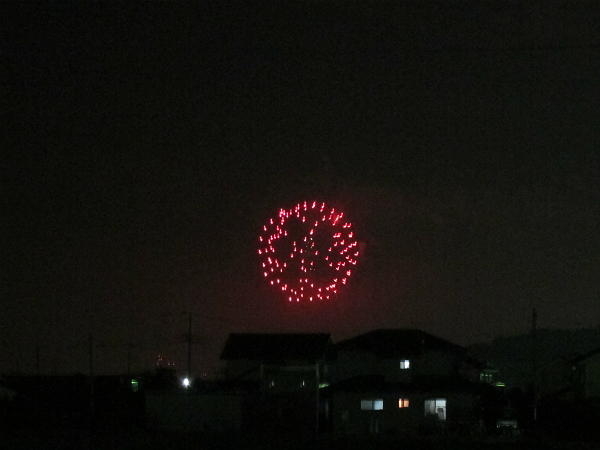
[318,382,329,389]
[182,378,190,387]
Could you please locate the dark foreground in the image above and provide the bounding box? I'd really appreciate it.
[2,426,600,450]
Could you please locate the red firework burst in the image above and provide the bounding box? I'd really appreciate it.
[258,201,359,302]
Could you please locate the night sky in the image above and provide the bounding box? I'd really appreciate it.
[3,2,600,377]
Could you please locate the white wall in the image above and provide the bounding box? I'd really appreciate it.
[331,391,478,436]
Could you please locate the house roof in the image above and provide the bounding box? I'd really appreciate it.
[332,329,465,359]
[220,333,332,362]
[572,345,600,364]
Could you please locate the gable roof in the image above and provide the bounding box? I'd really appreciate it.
[220,333,332,362]
[332,329,464,359]
[572,345,600,364]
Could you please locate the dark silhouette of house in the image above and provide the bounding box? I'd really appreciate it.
[219,333,333,436]
[217,329,495,437]
[2,375,145,430]
[533,346,600,441]
[220,332,332,392]
[330,329,485,384]
[569,345,600,399]
[325,329,494,436]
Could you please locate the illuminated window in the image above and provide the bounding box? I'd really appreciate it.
[480,372,493,383]
[424,398,446,420]
[400,359,410,369]
[361,399,384,410]
[398,398,409,408]
[130,379,139,392]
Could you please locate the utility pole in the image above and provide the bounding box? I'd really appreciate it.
[315,362,320,437]
[89,333,94,377]
[531,308,538,425]
[35,342,40,376]
[127,340,132,376]
[187,313,192,379]
[89,333,95,428]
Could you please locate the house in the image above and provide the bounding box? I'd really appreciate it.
[217,330,497,436]
[2,375,145,429]
[220,332,332,392]
[568,345,600,399]
[532,346,600,441]
[532,345,600,401]
[219,333,333,435]
[325,329,493,436]
[329,329,484,384]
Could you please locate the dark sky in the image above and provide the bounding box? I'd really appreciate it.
[3,2,600,376]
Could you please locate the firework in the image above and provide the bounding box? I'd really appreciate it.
[259,201,359,302]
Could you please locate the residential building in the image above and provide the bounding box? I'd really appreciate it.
[326,329,493,436]
[330,329,484,384]
[220,332,332,392]
[569,345,600,399]
[216,329,496,436]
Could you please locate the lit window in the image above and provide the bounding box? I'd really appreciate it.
[361,399,384,410]
[398,398,409,408]
[480,372,493,383]
[424,398,446,420]
[400,359,410,369]
[130,379,139,392]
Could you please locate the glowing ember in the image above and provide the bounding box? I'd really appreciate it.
[258,201,359,302]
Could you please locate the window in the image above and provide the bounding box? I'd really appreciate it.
[480,371,494,383]
[400,359,410,369]
[424,398,446,420]
[398,398,409,408]
[361,399,384,410]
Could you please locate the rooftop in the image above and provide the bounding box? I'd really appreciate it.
[333,329,464,359]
